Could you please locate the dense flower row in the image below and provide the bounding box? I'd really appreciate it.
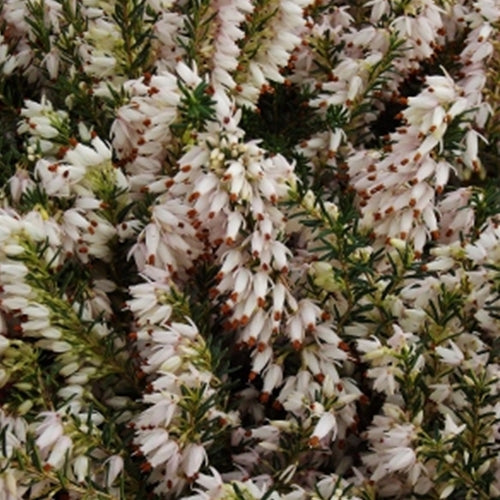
[0,0,499,499]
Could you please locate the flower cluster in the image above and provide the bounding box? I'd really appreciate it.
[0,0,499,499]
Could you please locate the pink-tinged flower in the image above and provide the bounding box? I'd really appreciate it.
[437,188,474,243]
[346,67,483,253]
[466,220,500,265]
[390,2,445,63]
[363,405,428,490]
[200,0,253,92]
[370,446,417,481]
[35,412,64,452]
[234,0,310,106]
[9,168,34,202]
[111,69,181,186]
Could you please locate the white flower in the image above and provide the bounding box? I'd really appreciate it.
[47,435,73,468]
[73,455,89,483]
[435,340,464,366]
[35,412,64,451]
[105,455,124,487]
[182,443,207,479]
[311,411,337,443]
[371,446,417,481]
[442,413,466,440]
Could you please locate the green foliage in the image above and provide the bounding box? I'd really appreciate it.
[469,184,500,237]
[0,72,31,187]
[173,79,217,139]
[112,0,158,78]
[240,83,322,157]
[177,0,215,67]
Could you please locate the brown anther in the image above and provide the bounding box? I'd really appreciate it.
[188,191,200,202]
[272,400,283,411]
[359,394,369,405]
[57,146,69,158]
[309,436,320,447]
[338,341,350,352]
[259,392,270,403]
[221,303,231,315]
[257,342,267,353]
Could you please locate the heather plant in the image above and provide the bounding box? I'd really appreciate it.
[0,1,499,499]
